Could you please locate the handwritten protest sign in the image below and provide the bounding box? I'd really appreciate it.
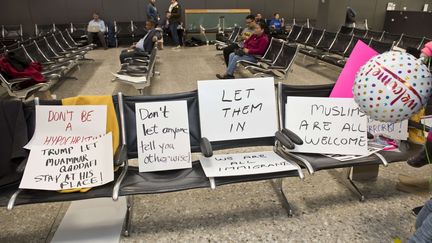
[367,118,408,140]
[197,78,278,142]
[200,151,298,177]
[285,97,368,155]
[135,101,191,172]
[20,133,114,191]
[26,105,107,149]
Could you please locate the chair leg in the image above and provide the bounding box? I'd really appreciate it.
[345,167,365,202]
[271,178,293,217]
[122,195,134,237]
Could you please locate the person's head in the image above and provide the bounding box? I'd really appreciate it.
[256,13,262,20]
[274,13,280,20]
[150,0,156,4]
[146,20,156,30]
[245,14,256,28]
[170,0,177,4]
[254,22,266,36]
[92,12,100,20]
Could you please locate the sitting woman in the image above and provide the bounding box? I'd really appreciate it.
[269,13,284,31]
[216,22,269,79]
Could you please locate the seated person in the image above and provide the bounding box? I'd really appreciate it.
[255,13,266,26]
[87,12,107,49]
[216,22,269,79]
[222,15,257,66]
[269,13,284,31]
[119,20,160,63]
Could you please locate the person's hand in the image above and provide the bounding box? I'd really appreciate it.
[243,48,249,54]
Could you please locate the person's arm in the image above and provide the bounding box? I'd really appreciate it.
[100,20,106,32]
[146,4,152,19]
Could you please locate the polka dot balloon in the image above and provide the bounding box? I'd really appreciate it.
[353,51,432,122]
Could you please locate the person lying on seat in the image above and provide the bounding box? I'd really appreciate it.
[87,12,108,49]
[119,20,160,63]
[222,14,257,66]
[216,22,269,79]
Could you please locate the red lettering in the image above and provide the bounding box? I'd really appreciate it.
[81,110,94,122]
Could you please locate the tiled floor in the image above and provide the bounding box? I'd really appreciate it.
[0,45,430,242]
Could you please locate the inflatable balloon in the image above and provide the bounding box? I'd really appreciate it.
[353,51,432,122]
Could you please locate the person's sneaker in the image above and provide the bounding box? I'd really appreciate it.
[172,45,181,50]
[216,74,235,79]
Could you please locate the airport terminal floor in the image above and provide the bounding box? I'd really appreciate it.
[0,46,431,242]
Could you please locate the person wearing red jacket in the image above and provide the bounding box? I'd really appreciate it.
[217,22,269,79]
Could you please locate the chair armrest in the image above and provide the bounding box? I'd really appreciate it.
[237,60,260,67]
[275,129,303,150]
[259,58,272,64]
[268,66,286,70]
[16,158,28,173]
[8,77,32,84]
[113,144,128,166]
[200,137,213,157]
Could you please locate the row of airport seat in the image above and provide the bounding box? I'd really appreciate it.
[0,83,424,236]
[285,25,430,68]
[0,30,95,99]
[1,22,151,49]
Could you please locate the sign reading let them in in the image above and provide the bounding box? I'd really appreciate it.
[197,77,278,142]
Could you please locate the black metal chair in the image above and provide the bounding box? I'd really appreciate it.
[114,21,134,46]
[320,33,354,67]
[1,25,24,45]
[369,39,394,53]
[286,25,303,42]
[339,26,353,35]
[381,31,402,44]
[397,34,424,50]
[353,28,368,37]
[294,27,313,45]
[131,21,147,42]
[277,82,422,201]
[364,30,383,41]
[243,43,299,79]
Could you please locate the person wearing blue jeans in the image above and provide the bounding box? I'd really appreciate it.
[168,0,181,48]
[407,131,432,242]
[216,22,269,79]
[410,199,432,242]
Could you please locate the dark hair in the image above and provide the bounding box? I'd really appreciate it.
[274,13,279,16]
[246,14,256,21]
[256,21,270,34]
[256,21,267,30]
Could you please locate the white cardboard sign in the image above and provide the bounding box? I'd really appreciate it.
[20,133,114,191]
[285,97,368,155]
[200,151,298,177]
[135,101,192,172]
[26,105,107,149]
[367,118,408,140]
[197,77,278,142]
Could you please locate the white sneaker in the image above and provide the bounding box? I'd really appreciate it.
[172,45,181,50]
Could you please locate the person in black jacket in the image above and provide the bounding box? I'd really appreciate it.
[119,20,160,63]
[168,0,181,49]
